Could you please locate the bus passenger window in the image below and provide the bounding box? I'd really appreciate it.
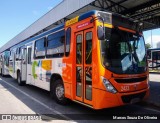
[66,27,71,56]
[35,38,46,58]
[158,51,160,60]
[19,48,22,60]
[147,50,151,59]
[46,30,65,58]
[0,56,2,62]
[22,48,26,64]
[152,51,160,60]
[16,48,21,61]
[28,48,32,64]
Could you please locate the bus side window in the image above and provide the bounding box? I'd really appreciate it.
[16,48,20,61]
[158,51,160,60]
[28,48,32,64]
[34,38,46,59]
[9,52,12,61]
[152,52,156,60]
[22,48,26,64]
[19,48,22,60]
[147,50,151,59]
[152,51,160,60]
[66,27,71,56]
[46,30,65,58]
[4,52,10,67]
[0,55,2,62]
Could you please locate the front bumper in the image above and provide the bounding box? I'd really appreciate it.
[93,87,149,109]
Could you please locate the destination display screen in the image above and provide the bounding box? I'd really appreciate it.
[98,12,140,32]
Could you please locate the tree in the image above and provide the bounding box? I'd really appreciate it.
[145,43,151,49]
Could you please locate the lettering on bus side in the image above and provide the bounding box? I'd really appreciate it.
[65,16,79,27]
[77,22,90,29]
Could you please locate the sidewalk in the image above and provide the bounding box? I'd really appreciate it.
[143,73,160,108]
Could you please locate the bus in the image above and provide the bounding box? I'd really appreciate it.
[1,10,149,109]
[147,48,160,71]
[0,51,10,76]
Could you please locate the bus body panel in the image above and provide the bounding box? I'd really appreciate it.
[93,87,149,109]
[31,58,63,91]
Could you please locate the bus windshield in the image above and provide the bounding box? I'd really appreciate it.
[100,27,147,74]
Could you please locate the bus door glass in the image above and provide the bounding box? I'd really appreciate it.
[75,28,93,106]
[13,51,16,73]
[21,48,27,81]
[26,46,33,84]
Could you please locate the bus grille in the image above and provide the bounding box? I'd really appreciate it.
[121,91,146,103]
[115,76,147,83]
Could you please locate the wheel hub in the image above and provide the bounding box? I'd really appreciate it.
[56,84,64,100]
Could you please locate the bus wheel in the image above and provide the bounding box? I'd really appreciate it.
[52,79,68,105]
[17,72,25,86]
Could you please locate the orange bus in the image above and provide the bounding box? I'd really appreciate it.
[4,10,149,109]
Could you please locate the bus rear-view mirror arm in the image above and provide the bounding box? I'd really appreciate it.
[90,16,105,40]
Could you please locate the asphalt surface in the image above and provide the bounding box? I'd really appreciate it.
[147,73,160,107]
[0,74,160,123]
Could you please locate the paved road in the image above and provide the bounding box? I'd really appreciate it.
[147,73,160,107]
[0,75,160,123]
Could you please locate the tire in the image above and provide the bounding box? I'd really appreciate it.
[51,79,68,105]
[17,71,25,86]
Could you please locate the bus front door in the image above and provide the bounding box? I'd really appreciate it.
[75,29,93,106]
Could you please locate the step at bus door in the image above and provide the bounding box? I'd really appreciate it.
[75,29,93,106]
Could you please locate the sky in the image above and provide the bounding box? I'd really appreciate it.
[143,28,160,48]
[0,0,160,49]
[0,0,63,48]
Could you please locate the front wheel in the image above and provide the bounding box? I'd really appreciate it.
[51,79,68,105]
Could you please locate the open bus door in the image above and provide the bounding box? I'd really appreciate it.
[74,28,93,106]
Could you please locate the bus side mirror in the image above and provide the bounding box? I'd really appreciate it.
[98,26,105,40]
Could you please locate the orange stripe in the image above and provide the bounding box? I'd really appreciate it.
[118,26,136,33]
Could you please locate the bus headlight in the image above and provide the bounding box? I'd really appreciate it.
[101,76,117,94]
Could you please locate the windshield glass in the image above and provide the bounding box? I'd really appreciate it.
[100,27,147,74]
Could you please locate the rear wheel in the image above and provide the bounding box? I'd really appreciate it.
[17,71,25,86]
[51,79,68,105]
